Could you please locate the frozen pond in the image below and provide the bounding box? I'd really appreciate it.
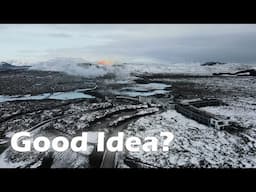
[138,83,171,90]
[119,82,171,97]
[120,89,169,97]
[0,89,95,103]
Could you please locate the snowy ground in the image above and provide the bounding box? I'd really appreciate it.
[119,74,256,168]
[1,60,256,168]
[0,99,157,168]
[202,105,256,130]
[0,128,94,168]
[122,110,256,168]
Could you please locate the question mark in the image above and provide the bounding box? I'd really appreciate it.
[160,132,174,151]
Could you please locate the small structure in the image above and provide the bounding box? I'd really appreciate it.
[175,98,230,130]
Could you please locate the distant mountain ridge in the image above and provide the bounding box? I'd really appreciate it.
[0,62,31,71]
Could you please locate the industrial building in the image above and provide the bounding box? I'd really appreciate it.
[175,99,231,130]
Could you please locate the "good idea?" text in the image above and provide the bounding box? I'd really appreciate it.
[11,131,174,153]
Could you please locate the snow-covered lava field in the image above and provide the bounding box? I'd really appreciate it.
[0,61,255,168]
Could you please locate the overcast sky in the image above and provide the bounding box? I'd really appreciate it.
[1,24,256,64]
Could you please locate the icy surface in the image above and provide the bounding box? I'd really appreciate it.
[0,90,94,103]
[135,83,171,90]
[47,91,94,100]
[118,82,171,97]
[120,90,169,97]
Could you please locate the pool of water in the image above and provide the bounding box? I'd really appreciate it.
[120,89,169,97]
[139,83,171,90]
[119,82,171,97]
[0,89,95,103]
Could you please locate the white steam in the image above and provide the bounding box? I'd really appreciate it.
[4,57,256,79]
[29,57,109,78]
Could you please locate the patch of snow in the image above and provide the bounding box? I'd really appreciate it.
[120,62,256,76]
[0,150,31,168]
[87,132,99,144]
[122,110,256,168]
[0,128,92,168]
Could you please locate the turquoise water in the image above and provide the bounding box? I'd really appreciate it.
[120,89,169,97]
[119,83,171,97]
[0,90,95,103]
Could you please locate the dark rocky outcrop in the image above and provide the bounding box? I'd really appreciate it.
[213,69,256,76]
[201,61,226,66]
[0,62,31,71]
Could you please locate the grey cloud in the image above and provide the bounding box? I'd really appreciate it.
[2,24,256,64]
[48,33,72,38]
[75,29,256,64]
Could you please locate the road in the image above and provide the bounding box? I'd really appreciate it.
[99,109,160,168]
[99,120,132,168]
